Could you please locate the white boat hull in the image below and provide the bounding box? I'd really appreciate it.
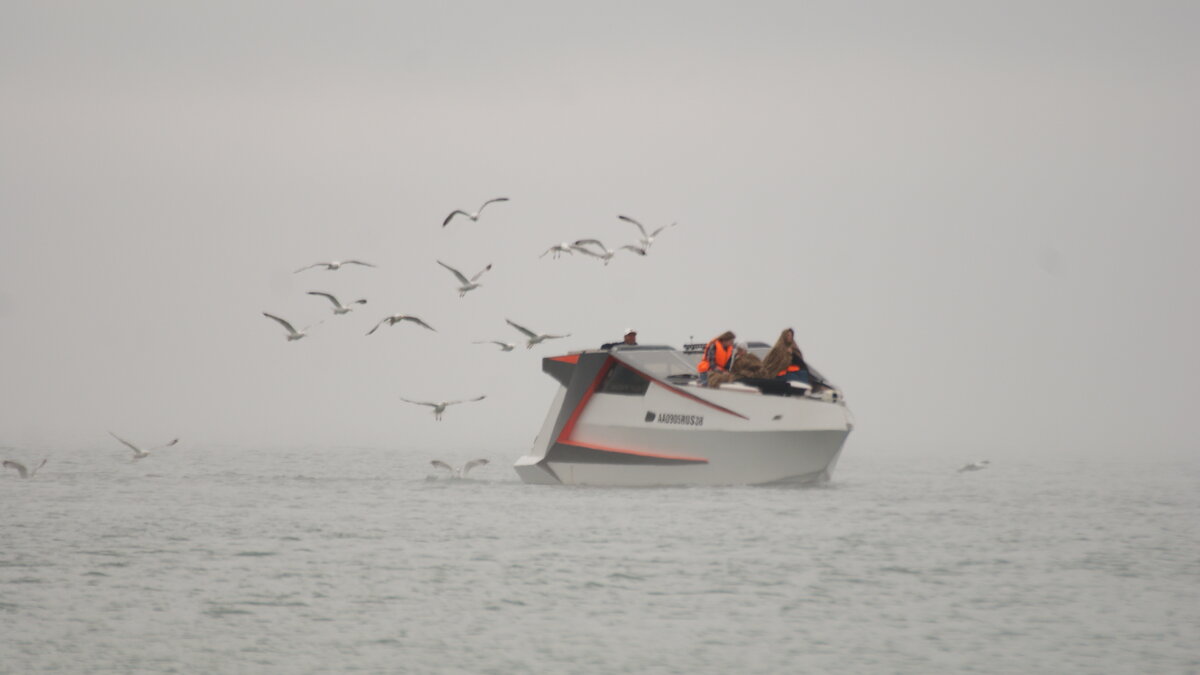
[514,348,853,487]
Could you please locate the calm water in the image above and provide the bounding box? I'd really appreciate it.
[2,446,1197,674]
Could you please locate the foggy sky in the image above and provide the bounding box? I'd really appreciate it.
[2,1,1197,459]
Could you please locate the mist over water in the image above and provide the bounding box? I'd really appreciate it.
[3,446,1197,673]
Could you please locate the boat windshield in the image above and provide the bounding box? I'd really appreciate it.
[611,347,696,380]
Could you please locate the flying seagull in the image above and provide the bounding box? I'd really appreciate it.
[263,312,319,341]
[473,340,516,352]
[957,460,991,473]
[539,242,575,259]
[437,260,492,297]
[307,291,367,315]
[294,260,376,273]
[505,318,571,349]
[430,459,489,478]
[442,198,509,227]
[109,432,178,460]
[2,459,47,479]
[618,215,677,248]
[572,239,619,265]
[367,314,436,335]
[400,395,486,421]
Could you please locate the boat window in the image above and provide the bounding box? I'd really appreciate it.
[613,348,697,380]
[598,363,650,396]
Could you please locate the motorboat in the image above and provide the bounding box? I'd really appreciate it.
[513,345,854,486]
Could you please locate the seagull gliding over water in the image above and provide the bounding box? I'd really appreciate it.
[437,260,492,297]
[442,198,509,227]
[2,459,46,478]
[400,396,486,421]
[307,291,367,315]
[473,340,516,352]
[367,314,436,335]
[430,459,489,478]
[571,239,616,265]
[109,432,179,460]
[618,215,677,248]
[539,243,575,259]
[263,312,318,341]
[505,319,571,349]
[294,260,376,273]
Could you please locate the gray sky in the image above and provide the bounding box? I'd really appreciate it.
[2,1,1197,458]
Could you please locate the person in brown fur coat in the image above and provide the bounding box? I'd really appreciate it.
[761,328,811,384]
[706,342,771,388]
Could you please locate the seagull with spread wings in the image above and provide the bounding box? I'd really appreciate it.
[263,312,319,341]
[367,314,436,335]
[473,340,516,352]
[539,242,575,259]
[2,458,47,478]
[506,319,571,349]
[109,432,179,460]
[307,291,367,315]
[399,395,486,421]
[437,260,492,297]
[619,215,677,248]
[571,239,617,265]
[430,459,489,478]
[442,197,509,227]
[294,260,376,273]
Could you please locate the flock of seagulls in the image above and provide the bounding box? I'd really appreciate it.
[258,198,659,422]
[1,200,683,481]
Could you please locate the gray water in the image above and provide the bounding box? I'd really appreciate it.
[2,446,1197,674]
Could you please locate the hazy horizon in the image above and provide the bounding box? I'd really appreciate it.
[2,1,1197,462]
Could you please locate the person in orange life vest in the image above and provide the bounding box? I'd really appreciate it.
[697,331,736,383]
[761,328,811,385]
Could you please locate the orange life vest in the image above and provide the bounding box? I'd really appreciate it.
[778,364,802,377]
[697,339,732,373]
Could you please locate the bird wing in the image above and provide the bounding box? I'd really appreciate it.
[574,238,606,250]
[620,245,647,255]
[468,395,487,402]
[400,316,436,331]
[469,263,493,282]
[542,333,570,341]
[618,215,648,238]
[2,460,28,478]
[442,210,469,227]
[30,459,47,476]
[293,262,324,273]
[263,312,299,335]
[505,319,537,338]
[437,260,470,285]
[430,460,455,474]
[307,291,342,308]
[366,318,389,335]
[343,260,376,268]
[109,432,145,454]
[650,222,677,237]
[462,458,489,476]
[400,397,437,408]
[153,438,179,451]
[479,197,509,212]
